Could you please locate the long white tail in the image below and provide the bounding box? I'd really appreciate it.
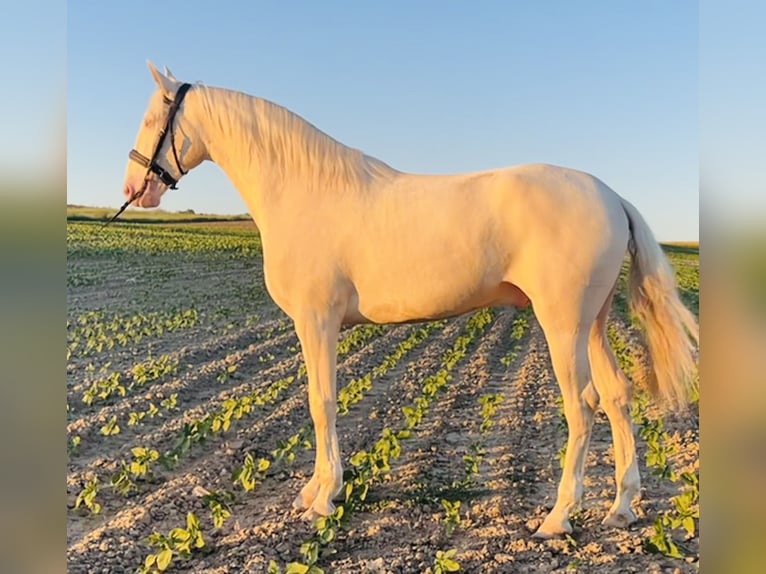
[620,197,699,413]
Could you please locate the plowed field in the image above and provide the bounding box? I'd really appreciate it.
[66,222,699,574]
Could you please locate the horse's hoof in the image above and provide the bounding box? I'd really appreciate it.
[310,497,336,517]
[300,508,320,522]
[293,476,321,511]
[532,516,572,539]
[292,495,307,511]
[602,509,636,528]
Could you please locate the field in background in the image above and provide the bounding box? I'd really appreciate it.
[66,220,699,574]
[67,205,252,224]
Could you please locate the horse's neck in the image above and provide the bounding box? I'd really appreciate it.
[189,87,397,229]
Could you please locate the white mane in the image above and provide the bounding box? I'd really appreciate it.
[193,85,398,192]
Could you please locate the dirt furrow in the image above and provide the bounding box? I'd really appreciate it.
[66,224,699,574]
[144,320,469,572]
[316,309,515,573]
[65,324,418,571]
[66,323,396,489]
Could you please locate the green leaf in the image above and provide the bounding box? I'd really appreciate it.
[170,528,190,541]
[300,541,319,564]
[156,548,173,571]
[320,527,335,543]
[349,451,368,467]
[284,563,309,574]
[194,532,206,548]
[443,548,458,559]
[186,512,200,530]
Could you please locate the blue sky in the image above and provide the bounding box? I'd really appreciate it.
[67,1,699,241]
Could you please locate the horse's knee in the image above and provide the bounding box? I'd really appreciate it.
[582,382,600,411]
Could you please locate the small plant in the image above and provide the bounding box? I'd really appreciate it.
[296,541,324,574]
[110,461,137,496]
[202,490,235,529]
[272,427,313,465]
[441,500,462,536]
[82,372,126,406]
[231,452,270,492]
[128,411,147,426]
[67,435,81,457]
[271,507,347,574]
[478,393,503,433]
[160,393,178,412]
[459,442,484,487]
[646,517,683,559]
[638,416,677,481]
[402,404,424,429]
[433,548,461,573]
[645,471,699,559]
[314,505,346,544]
[74,477,101,515]
[140,512,206,573]
[217,364,238,384]
[131,354,179,388]
[130,447,160,479]
[100,415,120,436]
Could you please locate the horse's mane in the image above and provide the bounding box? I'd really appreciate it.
[194,84,398,191]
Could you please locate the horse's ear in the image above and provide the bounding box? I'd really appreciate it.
[164,66,177,81]
[147,60,176,97]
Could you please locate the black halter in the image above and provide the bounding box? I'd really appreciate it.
[104,82,192,226]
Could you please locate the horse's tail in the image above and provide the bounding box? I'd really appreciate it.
[619,197,699,413]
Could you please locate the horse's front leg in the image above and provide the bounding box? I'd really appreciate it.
[291,312,342,520]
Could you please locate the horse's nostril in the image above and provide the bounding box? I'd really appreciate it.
[123,185,133,200]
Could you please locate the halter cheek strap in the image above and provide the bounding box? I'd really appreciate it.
[104,82,192,227]
[129,82,192,189]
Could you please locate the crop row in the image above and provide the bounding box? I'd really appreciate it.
[269,321,445,467]
[133,319,445,571]
[70,323,388,515]
[67,222,263,258]
[272,309,497,573]
[606,318,699,561]
[78,353,179,408]
[67,309,200,360]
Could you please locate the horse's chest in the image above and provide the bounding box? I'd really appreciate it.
[260,242,340,318]
[261,255,298,314]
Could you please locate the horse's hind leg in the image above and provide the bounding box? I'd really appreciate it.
[532,295,598,538]
[588,286,641,527]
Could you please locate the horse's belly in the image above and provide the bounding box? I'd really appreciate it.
[343,279,530,325]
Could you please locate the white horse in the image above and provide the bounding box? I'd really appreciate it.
[122,62,698,538]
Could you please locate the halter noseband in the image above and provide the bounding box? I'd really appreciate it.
[104,82,192,226]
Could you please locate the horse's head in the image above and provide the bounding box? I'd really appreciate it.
[122,61,206,209]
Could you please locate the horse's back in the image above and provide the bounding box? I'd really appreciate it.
[333,163,628,324]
